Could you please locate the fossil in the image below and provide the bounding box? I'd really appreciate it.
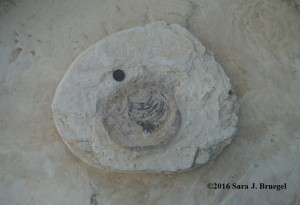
[52,21,239,172]
[102,75,181,150]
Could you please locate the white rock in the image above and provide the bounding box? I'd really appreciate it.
[52,21,239,172]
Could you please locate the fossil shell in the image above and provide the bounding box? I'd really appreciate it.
[102,79,181,150]
[52,21,239,172]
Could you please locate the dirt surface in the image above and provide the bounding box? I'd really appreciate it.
[0,0,299,204]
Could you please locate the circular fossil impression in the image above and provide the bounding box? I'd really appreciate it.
[102,81,181,150]
[52,21,239,172]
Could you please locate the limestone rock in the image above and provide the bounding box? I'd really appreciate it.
[52,21,239,172]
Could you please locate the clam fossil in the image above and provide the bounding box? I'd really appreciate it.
[52,21,239,172]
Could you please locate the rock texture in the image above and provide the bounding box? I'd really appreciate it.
[2,0,300,204]
[52,21,239,172]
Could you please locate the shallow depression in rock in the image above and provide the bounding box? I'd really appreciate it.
[102,81,181,150]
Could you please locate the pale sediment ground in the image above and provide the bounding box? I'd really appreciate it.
[0,0,299,204]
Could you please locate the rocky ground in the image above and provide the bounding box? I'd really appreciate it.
[0,0,299,204]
